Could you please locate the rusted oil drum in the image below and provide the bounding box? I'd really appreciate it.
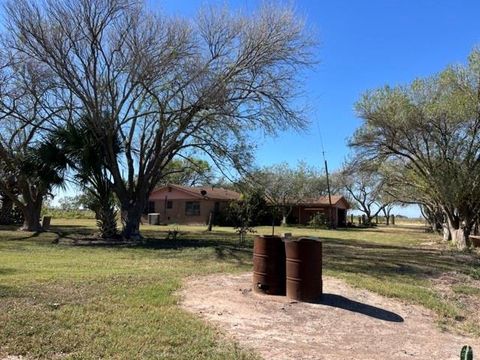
[253,235,286,295]
[285,237,323,302]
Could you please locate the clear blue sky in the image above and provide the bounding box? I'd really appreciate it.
[154,0,480,217]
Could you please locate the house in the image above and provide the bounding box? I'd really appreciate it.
[146,184,241,225]
[289,195,350,227]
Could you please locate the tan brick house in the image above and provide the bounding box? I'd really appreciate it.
[146,184,241,225]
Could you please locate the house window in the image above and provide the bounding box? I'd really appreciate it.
[166,200,173,209]
[185,201,200,216]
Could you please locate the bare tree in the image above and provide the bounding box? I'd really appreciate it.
[5,0,316,240]
[335,159,390,226]
[0,53,67,231]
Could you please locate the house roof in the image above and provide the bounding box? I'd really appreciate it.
[151,184,241,201]
[300,195,350,209]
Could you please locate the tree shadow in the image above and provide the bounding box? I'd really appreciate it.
[322,236,480,280]
[138,238,222,250]
[0,284,20,298]
[14,231,42,240]
[0,267,17,275]
[317,293,404,322]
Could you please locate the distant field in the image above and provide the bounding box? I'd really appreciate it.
[0,219,479,359]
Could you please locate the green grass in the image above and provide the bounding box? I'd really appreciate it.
[1,220,480,358]
[453,285,480,296]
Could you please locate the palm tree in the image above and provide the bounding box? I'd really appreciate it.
[52,118,121,239]
[6,140,68,231]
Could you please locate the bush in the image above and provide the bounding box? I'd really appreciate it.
[308,212,328,229]
[42,209,96,219]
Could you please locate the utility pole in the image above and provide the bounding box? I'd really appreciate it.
[318,123,335,229]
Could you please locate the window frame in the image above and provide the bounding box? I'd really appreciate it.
[185,201,200,216]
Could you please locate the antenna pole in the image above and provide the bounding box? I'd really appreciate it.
[324,156,334,229]
[319,126,334,229]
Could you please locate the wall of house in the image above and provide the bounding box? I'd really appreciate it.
[149,198,229,225]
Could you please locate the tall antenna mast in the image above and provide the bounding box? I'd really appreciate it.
[318,124,334,229]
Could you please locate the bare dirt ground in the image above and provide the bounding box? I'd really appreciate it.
[179,273,480,360]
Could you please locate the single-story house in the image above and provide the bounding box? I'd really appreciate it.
[289,195,350,227]
[146,184,241,225]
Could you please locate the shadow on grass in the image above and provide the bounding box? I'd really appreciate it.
[15,231,42,240]
[50,224,95,235]
[322,236,480,280]
[318,293,404,322]
[0,267,17,275]
[0,284,20,298]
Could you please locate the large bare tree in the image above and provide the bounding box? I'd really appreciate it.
[4,0,315,239]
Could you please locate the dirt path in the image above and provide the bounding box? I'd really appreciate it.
[179,273,480,360]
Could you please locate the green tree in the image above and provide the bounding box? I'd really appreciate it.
[51,120,120,239]
[159,158,214,187]
[226,189,268,244]
[352,49,480,249]
[249,162,327,227]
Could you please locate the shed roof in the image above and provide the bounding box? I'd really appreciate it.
[299,195,350,209]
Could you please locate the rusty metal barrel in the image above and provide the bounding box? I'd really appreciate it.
[253,235,286,295]
[285,237,323,302]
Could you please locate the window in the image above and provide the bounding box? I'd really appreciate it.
[166,200,173,209]
[185,201,200,216]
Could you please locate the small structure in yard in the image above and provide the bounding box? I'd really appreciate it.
[146,184,240,225]
[290,195,350,227]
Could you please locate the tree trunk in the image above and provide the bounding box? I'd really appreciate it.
[207,211,213,231]
[451,228,468,250]
[122,205,143,241]
[0,196,13,225]
[281,207,288,226]
[386,215,390,226]
[442,223,451,241]
[20,199,43,232]
[445,216,472,250]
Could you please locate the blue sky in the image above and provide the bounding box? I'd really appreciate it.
[154,0,480,217]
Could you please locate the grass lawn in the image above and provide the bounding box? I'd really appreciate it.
[1,220,479,359]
